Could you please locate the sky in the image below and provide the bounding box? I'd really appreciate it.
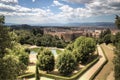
[0,0,120,24]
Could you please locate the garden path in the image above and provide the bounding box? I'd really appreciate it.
[78,45,106,80]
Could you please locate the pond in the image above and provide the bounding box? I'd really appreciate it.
[30,51,37,54]
[30,49,57,56]
[51,49,57,56]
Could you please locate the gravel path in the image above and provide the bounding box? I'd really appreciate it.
[78,45,106,80]
[106,71,115,80]
[95,44,115,80]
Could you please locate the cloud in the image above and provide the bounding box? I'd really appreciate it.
[53,0,63,6]
[63,0,93,4]
[32,0,35,2]
[0,0,120,24]
[0,0,18,5]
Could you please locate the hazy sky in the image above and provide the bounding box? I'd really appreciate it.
[0,0,120,24]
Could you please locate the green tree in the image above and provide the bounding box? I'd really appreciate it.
[113,41,120,80]
[0,15,5,24]
[35,64,40,80]
[114,32,120,46]
[99,28,111,44]
[115,15,120,29]
[19,52,29,66]
[0,55,21,80]
[0,16,15,58]
[103,34,111,45]
[56,50,77,75]
[72,49,82,63]
[0,15,28,80]
[73,36,96,63]
[66,43,74,51]
[38,49,55,73]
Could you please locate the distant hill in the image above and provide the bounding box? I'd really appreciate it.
[5,22,115,28]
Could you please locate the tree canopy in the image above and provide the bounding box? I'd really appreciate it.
[37,49,55,73]
[56,50,77,75]
[73,36,96,63]
[115,15,120,29]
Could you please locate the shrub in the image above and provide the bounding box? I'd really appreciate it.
[19,52,29,66]
[73,36,96,63]
[37,49,55,73]
[56,50,77,75]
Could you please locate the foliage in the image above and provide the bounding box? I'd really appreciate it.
[19,52,29,66]
[56,50,77,75]
[0,55,22,80]
[0,25,14,58]
[66,43,74,51]
[72,49,82,63]
[103,34,111,45]
[17,57,99,80]
[113,32,120,80]
[98,28,112,44]
[15,29,67,48]
[0,15,5,24]
[115,15,120,29]
[0,15,29,80]
[56,49,62,54]
[38,49,55,72]
[35,64,40,80]
[73,36,96,63]
[114,32,120,46]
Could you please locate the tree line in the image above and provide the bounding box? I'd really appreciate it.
[14,28,67,48]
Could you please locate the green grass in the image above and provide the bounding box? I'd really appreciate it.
[30,47,63,55]
[56,49,62,54]
[30,48,41,53]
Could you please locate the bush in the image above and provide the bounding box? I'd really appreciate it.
[19,52,29,66]
[37,49,55,73]
[73,36,96,63]
[0,55,21,80]
[56,50,77,75]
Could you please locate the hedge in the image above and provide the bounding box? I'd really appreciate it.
[17,73,35,79]
[89,45,108,80]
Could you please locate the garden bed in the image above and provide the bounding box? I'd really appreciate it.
[18,56,99,80]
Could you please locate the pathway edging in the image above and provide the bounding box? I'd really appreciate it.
[78,45,107,80]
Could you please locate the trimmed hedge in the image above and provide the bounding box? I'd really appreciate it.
[89,45,108,80]
[17,73,35,79]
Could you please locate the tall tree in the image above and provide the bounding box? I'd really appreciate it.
[0,15,5,24]
[37,49,55,73]
[73,36,96,63]
[35,64,40,80]
[115,15,120,29]
[113,15,120,80]
[113,41,120,80]
[0,15,13,58]
[0,15,28,79]
[56,50,77,75]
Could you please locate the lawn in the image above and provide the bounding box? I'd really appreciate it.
[30,47,40,53]
[56,49,63,54]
